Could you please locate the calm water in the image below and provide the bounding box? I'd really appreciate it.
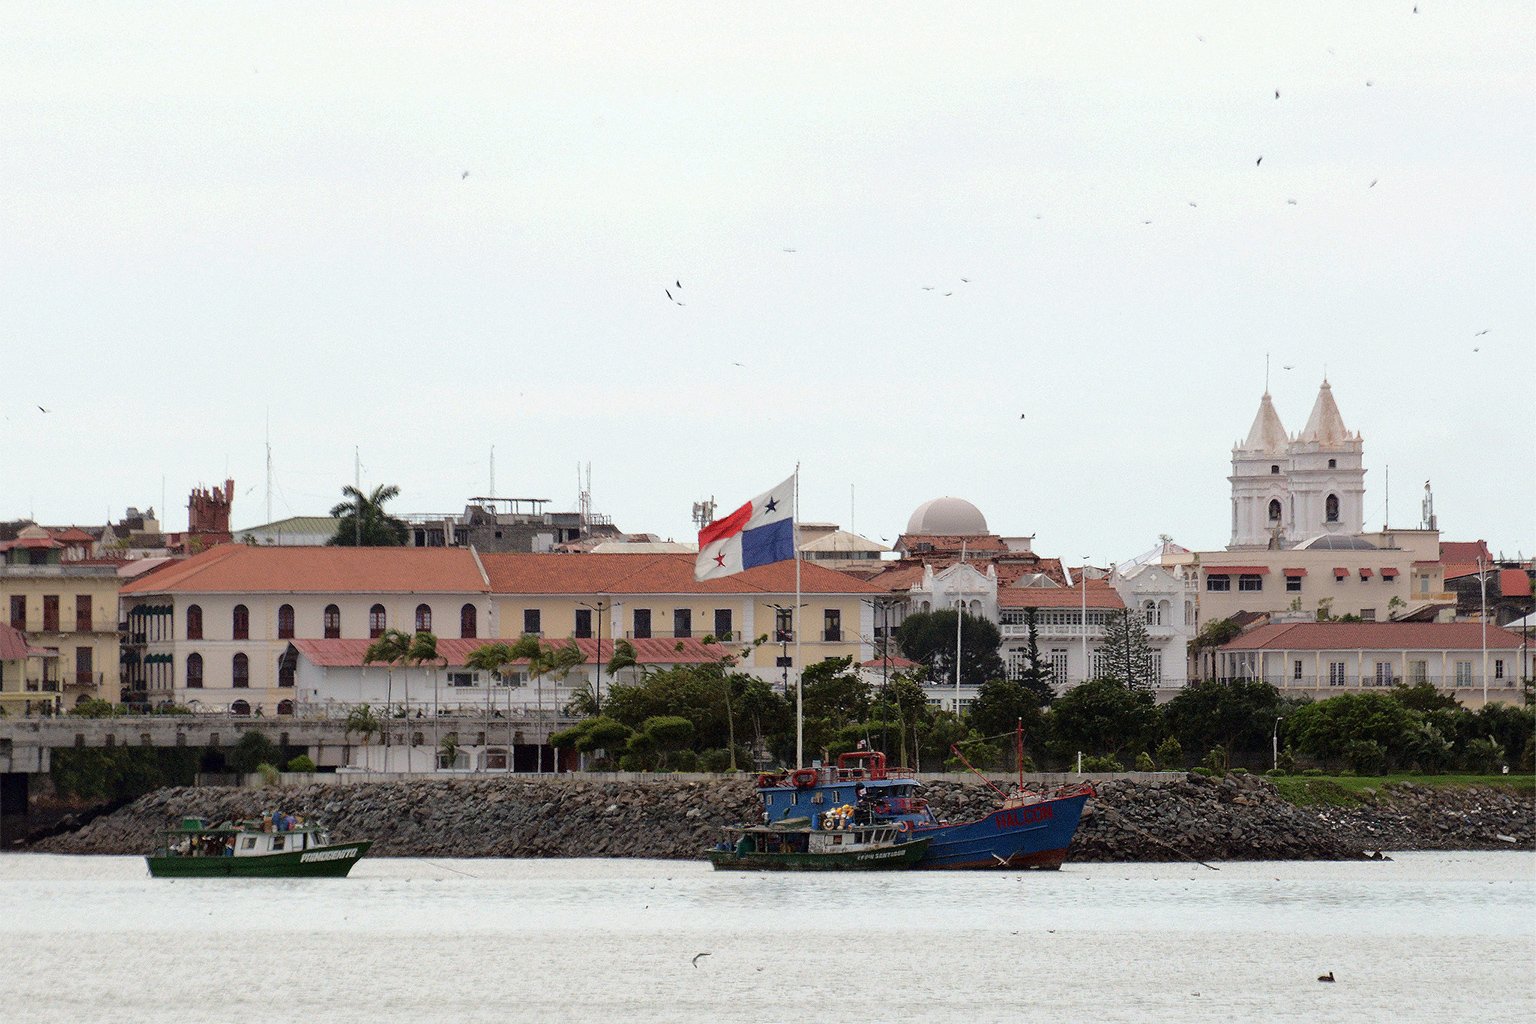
[5,852,1532,1024]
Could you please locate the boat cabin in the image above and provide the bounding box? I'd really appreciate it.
[755,751,937,829]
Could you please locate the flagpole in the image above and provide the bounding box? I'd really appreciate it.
[794,463,803,770]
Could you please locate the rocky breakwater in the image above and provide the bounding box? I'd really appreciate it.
[1066,773,1370,862]
[1301,781,1535,852]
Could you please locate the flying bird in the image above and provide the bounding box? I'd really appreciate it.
[1142,219,1153,224]
[1019,414,1026,419]
[1286,199,1298,205]
[1318,972,1335,983]
[1474,329,1490,336]
[1256,156,1263,166]
[921,286,934,291]
[782,248,797,253]
[1188,202,1198,208]
[944,291,953,296]
[1365,80,1374,87]
[1369,179,1378,188]
[675,280,681,288]
[36,405,49,413]
[960,277,971,283]
[665,289,673,301]
[1282,364,1295,370]
[1274,89,1280,99]
[692,953,712,967]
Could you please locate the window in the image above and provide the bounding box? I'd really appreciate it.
[277,700,294,716]
[369,604,386,638]
[43,595,59,632]
[1328,661,1347,686]
[1360,608,1376,622]
[1184,601,1194,626]
[1495,660,1505,680]
[242,837,257,851]
[1270,464,1280,475]
[232,653,249,688]
[1328,458,1337,469]
[1374,662,1393,686]
[523,609,541,636]
[1239,575,1263,592]
[1325,494,1340,523]
[574,608,593,639]
[75,646,93,684]
[774,607,794,642]
[460,603,477,639]
[415,604,432,632]
[633,608,651,639]
[1293,659,1303,680]
[324,604,341,639]
[1267,498,1282,522]
[1408,660,1427,684]
[232,604,249,640]
[1144,601,1156,625]
[1206,575,1231,592]
[271,835,285,852]
[823,609,841,642]
[278,660,295,688]
[187,653,203,689]
[714,609,733,640]
[230,699,250,716]
[1050,650,1068,682]
[186,604,203,640]
[9,595,24,629]
[1286,575,1302,592]
[277,604,295,639]
[1454,661,1472,686]
[673,609,692,639]
[448,672,474,687]
[75,595,92,632]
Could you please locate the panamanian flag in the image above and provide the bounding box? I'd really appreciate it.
[694,475,795,581]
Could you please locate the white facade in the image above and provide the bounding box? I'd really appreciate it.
[1229,381,1366,550]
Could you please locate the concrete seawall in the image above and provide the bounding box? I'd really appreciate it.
[33,772,1535,861]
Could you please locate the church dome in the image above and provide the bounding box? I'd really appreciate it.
[906,497,989,535]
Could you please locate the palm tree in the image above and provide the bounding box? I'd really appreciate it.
[607,638,640,685]
[406,631,444,766]
[466,642,515,770]
[364,628,412,758]
[328,484,409,546]
[508,634,565,773]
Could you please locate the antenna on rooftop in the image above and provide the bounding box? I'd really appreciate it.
[489,445,495,499]
[578,461,592,522]
[691,498,717,529]
[265,409,273,525]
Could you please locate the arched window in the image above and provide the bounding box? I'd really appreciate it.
[415,603,432,632]
[1158,600,1170,626]
[1325,494,1340,523]
[186,604,203,640]
[276,699,295,716]
[461,603,477,639]
[369,604,386,638]
[277,646,296,688]
[1267,498,1282,522]
[232,604,249,640]
[186,653,203,689]
[230,699,251,716]
[1184,601,1194,626]
[1144,600,1157,625]
[232,653,249,688]
[277,604,295,639]
[324,604,341,639]
[1328,458,1337,469]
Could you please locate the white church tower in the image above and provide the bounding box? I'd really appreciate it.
[1228,381,1366,550]
[1288,379,1365,539]
[1228,391,1292,549]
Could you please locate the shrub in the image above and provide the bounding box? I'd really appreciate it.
[285,754,316,773]
[1134,752,1156,772]
[1201,744,1228,775]
[1265,768,1285,777]
[1463,737,1506,774]
[698,748,733,773]
[1301,767,1327,776]
[229,731,280,774]
[255,763,280,787]
[1079,754,1124,773]
[1154,735,1184,770]
[1191,766,1214,777]
[671,750,699,772]
[1230,767,1249,776]
[1344,739,1386,775]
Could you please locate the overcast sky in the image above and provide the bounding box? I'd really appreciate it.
[2,3,1532,561]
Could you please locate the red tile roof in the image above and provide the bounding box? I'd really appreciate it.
[1499,568,1531,598]
[481,552,881,596]
[1219,622,1528,652]
[0,623,53,661]
[861,655,919,670]
[290,635,731,669]
[121,545,489,595]
[998,580,1125,610]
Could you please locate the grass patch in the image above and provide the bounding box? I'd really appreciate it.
[1273,774,1534,807]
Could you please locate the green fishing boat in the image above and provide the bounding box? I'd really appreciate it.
[708,820,930,871]
[146,815,371,878]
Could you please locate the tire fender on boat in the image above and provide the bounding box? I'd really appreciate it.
[897,819,912,833]
[790,769,817,789]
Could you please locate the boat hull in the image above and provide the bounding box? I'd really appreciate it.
[146,841,372,878]
[912,790,1089,870]
[709,837,930,871]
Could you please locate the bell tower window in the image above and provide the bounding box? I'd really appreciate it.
[1325,494,1340,523]
[1270,465,1280,474]
[1328,458,1337,469]
[1267,499,1282,522]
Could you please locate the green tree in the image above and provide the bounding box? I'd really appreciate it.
[328,484,408,546]
[229,731,280,774]
[344,704,379,744]
[364,628,413,717]
[967,676,1047,767]
[634,715,695,769]
[894,609,1004,687]
[1286,692,1419,770]
[801,657,871,729]
[1101,608,1156,690]
[1014,607,1056,706]
[1048,677,1161,762]
[1161,679,1285,768]
[1189,617,1244,681]
[1154,734,1185,770]
[866,674,933,769]
[607,638,641,683]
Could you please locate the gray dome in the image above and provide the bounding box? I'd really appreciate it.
[906,497,989,535]
[1295,533,1378,551]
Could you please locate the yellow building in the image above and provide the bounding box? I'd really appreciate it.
[0,526,122,707]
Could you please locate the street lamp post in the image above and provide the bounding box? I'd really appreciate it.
[954,594,964,713]
[1478,558,1488,706]
[769,603,801,698]
[1080,556,1091,685]
[578,599,609,713]
[1273,716,1285,772]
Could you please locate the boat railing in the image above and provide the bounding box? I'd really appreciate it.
[833,766,916,782]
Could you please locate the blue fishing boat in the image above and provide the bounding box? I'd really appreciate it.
[751,747,1092,870]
